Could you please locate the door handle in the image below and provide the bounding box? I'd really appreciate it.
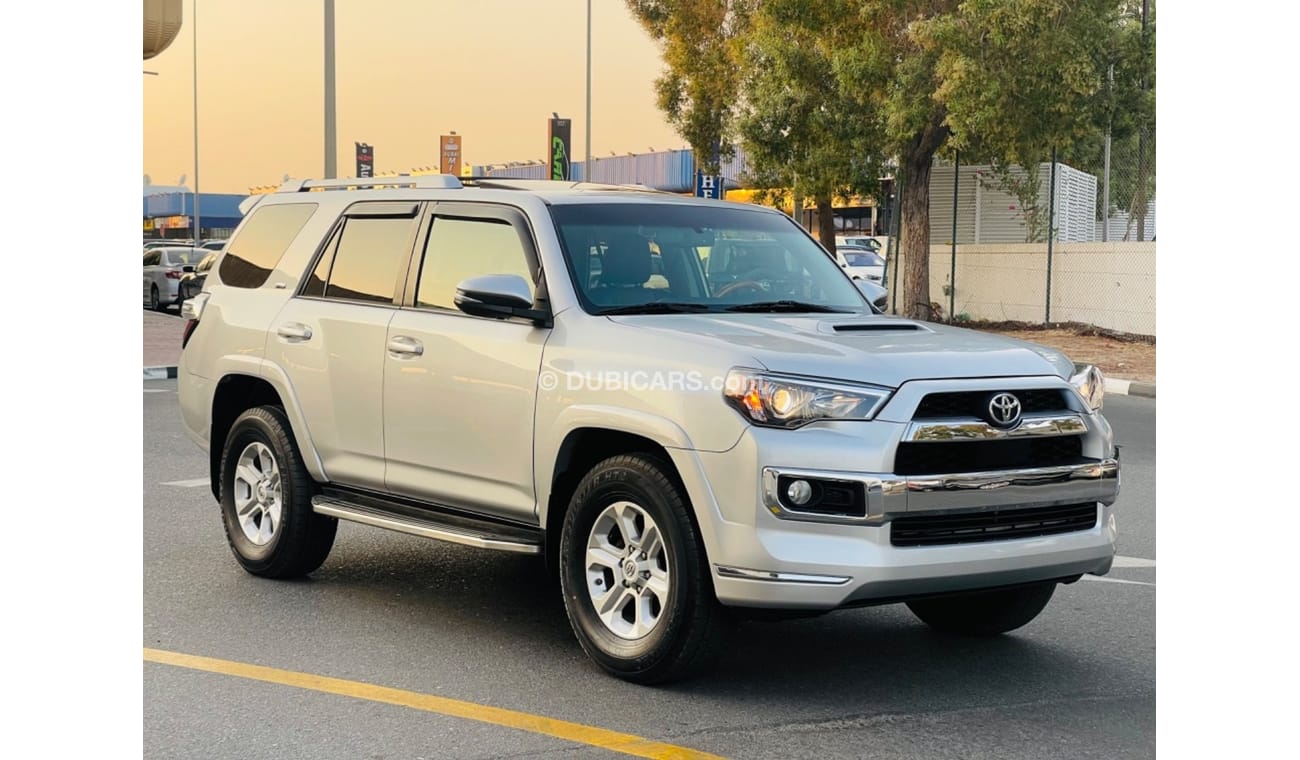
[276,322,313,341]
[387,335,424,357]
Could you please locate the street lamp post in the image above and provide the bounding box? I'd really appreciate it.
[324,0,337,178]
[192,0,200,244]
[585,0,592,181]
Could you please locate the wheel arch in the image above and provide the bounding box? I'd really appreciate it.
[543,427,690,575]
[209,369,326,499]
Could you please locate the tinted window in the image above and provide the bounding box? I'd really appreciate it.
[841,250,884,267]
[219,203,317,288]
[143,251,160,266]
[322,216,415,304]
[416,216,533,309]
[550,203,865,313]
[163,249,199,266]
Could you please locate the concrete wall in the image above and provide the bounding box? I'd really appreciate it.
[886,242,1155,336]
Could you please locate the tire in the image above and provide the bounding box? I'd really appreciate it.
[149,285,161,311]
[906,582,1057,636]
[218,405,337,578]
[559,454,731,684]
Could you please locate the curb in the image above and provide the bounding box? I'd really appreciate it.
[145,366,179,380]
[1105,377,1155,399]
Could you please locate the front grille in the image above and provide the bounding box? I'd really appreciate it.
[891,502,1098,547]
[913,389,1070,419]
[893,436,1085,475]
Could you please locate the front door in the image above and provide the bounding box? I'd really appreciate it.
[383,203,548,522]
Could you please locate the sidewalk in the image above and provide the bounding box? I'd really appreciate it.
[144,311,182,377]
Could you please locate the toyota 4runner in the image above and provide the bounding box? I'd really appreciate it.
[178,176,1120,684]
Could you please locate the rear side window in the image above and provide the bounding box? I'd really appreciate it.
[304,216,416,304]
[219,203,317,288]
[143,251,160,266]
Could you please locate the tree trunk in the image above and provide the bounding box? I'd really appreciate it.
[816,197,836,250]
[901,113,950,321]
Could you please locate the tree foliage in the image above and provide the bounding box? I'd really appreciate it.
[734,0,887,249]
[634,0,1154,309]
[626,1,756,174]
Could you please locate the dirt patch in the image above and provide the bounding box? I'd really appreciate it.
[961,321,1156,384]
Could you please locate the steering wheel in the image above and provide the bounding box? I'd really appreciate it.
[714,268,785,298]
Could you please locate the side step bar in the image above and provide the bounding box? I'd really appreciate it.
[311,495,542,555]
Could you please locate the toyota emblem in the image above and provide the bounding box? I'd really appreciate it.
[988,392,1022,428]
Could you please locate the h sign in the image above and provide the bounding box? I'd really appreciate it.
[695,170,724,200]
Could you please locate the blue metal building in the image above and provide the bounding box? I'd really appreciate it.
[143,190,248,239]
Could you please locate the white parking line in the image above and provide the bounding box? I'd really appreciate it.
[1113,555,1156,568]
[1081,575,1156,587]
[161,478,209,488]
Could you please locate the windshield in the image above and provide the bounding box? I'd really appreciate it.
[550,203,867,314]
[841,250,884,267]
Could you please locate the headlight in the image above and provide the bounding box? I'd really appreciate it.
[1069,363,1105,411]
[723,369,892,428]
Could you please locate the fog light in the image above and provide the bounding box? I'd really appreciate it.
[786,479,813,506]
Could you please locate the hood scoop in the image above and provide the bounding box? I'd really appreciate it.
[829,321,927,333]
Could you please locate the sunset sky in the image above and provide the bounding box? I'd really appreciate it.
[143,0,685,193]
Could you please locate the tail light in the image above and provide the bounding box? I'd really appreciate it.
[180,293,209,350]
[165,269,183,279]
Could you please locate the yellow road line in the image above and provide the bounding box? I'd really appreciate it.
[144,648,724,760]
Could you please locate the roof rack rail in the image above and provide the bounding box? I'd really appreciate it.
[276,176,464,193]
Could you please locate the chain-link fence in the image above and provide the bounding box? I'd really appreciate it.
[881,135,1155,337]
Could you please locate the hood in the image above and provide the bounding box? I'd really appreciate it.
[608,313,1072,388]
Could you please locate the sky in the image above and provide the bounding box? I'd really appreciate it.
[143,0,685,194]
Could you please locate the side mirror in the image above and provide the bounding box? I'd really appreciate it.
[856,280,888,313]
[182,265,196,273]
[454,274,550,325]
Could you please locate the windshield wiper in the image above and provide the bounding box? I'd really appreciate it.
[723,300,851,313]
[595,302,717,315]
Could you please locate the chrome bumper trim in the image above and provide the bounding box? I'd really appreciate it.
[904,414,1086,442]
[715,565,852,585]
[762,458,1120,525]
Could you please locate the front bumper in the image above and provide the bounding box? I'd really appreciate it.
[673,409,1120,610]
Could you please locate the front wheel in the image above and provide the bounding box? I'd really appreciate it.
[559,454,731,684]
[906,582,1057,636]
[218,406,337,578]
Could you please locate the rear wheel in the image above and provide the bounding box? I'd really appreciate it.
[218,406,336,578]
[906,582,1056,636]
[149,285,161,311]
[559,454,730,684]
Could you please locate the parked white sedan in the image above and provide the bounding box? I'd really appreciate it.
[834,246,887,283]
[143,247,200,311]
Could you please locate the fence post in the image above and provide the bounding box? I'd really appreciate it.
[889,164,905,314]
[1045,147,1056,324]
[950,150,959,320]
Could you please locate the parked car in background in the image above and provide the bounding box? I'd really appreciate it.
[177,251,218,309]
[834,246,887,283]
[199,240,227,251]
[143,246,200,311]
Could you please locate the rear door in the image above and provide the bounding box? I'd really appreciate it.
[265,201,420,489]
[383,202,547,521]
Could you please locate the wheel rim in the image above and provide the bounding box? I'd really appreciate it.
[584,500,670,640]
[232,441,283,546]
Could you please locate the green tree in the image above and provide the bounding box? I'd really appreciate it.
[734,0,887,250]
[626,0,756,174]
[822,0,1126,317]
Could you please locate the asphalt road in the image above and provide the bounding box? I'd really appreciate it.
[144,383,1155,759]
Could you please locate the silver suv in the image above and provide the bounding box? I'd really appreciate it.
[178,176,1120,683]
